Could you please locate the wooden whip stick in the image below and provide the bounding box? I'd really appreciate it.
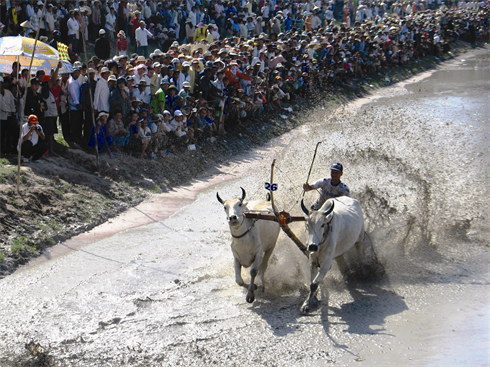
[302,141,321,197]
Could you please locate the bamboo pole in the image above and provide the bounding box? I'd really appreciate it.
[16,0,50,194]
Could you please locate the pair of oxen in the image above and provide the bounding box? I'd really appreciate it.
[217,187,365,313]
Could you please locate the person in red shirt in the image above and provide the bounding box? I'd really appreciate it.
[225,60,252,90]
[130,10,141,50]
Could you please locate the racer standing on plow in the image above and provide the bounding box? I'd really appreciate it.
[303,162,350,210]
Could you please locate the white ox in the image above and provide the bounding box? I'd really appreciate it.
[217,188,280,303]
[300,196,364,313]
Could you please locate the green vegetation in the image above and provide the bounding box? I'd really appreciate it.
[55,133,70,147]
[11,235,38,256]
[0,250,4,262]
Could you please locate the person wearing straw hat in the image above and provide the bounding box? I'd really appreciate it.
[132,80,151,105]
[88,111,113,152]
[116,30,128,56]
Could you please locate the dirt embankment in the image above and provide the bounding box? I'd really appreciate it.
[0,41,479,278]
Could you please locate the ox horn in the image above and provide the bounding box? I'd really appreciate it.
[300,199,310,216]
[216,192,224,204]
[240,187,246,202]
[323,201,335,216]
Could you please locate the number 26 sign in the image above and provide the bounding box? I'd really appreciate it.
[264,182,278,191]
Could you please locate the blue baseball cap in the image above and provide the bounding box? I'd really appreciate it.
[330,163,343,172]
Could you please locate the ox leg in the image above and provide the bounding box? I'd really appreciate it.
[258,247,274,293]
[234,258,244,287]
[301,259,332,313]
[246,251,264,303]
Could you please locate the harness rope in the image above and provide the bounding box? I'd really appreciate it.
[231,218,258,239]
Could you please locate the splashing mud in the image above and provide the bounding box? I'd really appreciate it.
[0,47,489,366]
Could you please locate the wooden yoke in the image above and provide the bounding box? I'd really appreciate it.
[269,159,309,258]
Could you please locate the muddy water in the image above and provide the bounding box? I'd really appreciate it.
[1,47,489,366]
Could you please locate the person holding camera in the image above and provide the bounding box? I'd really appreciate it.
[20,115,47,163]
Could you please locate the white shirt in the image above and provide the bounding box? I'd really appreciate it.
[105,12,117,31]
[45,12,55,31]
[68,76,81,110]
[133,74,151,88]
[135,27,152,46]
[26,4,35,19]
[67,17,79,36]
[37,9,45,29]
[0,90,16,120]
[169,118,186,137]
[93,77,110,112]
[310,178,350,210]
[132,87,151,104]
[21,123,43,148]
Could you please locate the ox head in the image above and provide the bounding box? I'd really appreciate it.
[216,187,247,226]
[301,199,335,252]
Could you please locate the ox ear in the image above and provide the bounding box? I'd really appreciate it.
[300,199,310,216]
[240,187,246,202]
[323,201,334,216]
[216,192,224,205]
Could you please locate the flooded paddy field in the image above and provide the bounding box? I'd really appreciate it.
[0,46,489,366]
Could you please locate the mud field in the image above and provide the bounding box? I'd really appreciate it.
[0,47,489,366]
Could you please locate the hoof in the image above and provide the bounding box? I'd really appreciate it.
[246,292,255,303]
[300,303,310,314]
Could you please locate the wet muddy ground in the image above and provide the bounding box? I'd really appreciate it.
[0,46,489,366]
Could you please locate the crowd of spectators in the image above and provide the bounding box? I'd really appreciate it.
[0,0,488,161]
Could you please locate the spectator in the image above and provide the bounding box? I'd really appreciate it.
[80,67,98,141]
[107,110,130,148]
[88,111,113,151]
[68,68,83,145]
[93,66,110,114]
[20,114,47,163]
[0,76,17,155]
[116,30,129,56]
[135,20,152,58]
[94,29,110,60]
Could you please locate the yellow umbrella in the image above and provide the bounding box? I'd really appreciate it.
[0,36,59,73]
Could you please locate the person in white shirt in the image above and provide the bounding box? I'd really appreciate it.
[169,110,187,139]
[133,64,151,88]
[44,4,56,37]
[68,68,83,144]
[26,0,35,20]
[35,1,46,35]
[93,67,110,113]
[0,76,17,154]
[67,10,80,51]
[105,6,117,44]
[135,20,153,58]
[20,114,47,162]
[132,80,151,104]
